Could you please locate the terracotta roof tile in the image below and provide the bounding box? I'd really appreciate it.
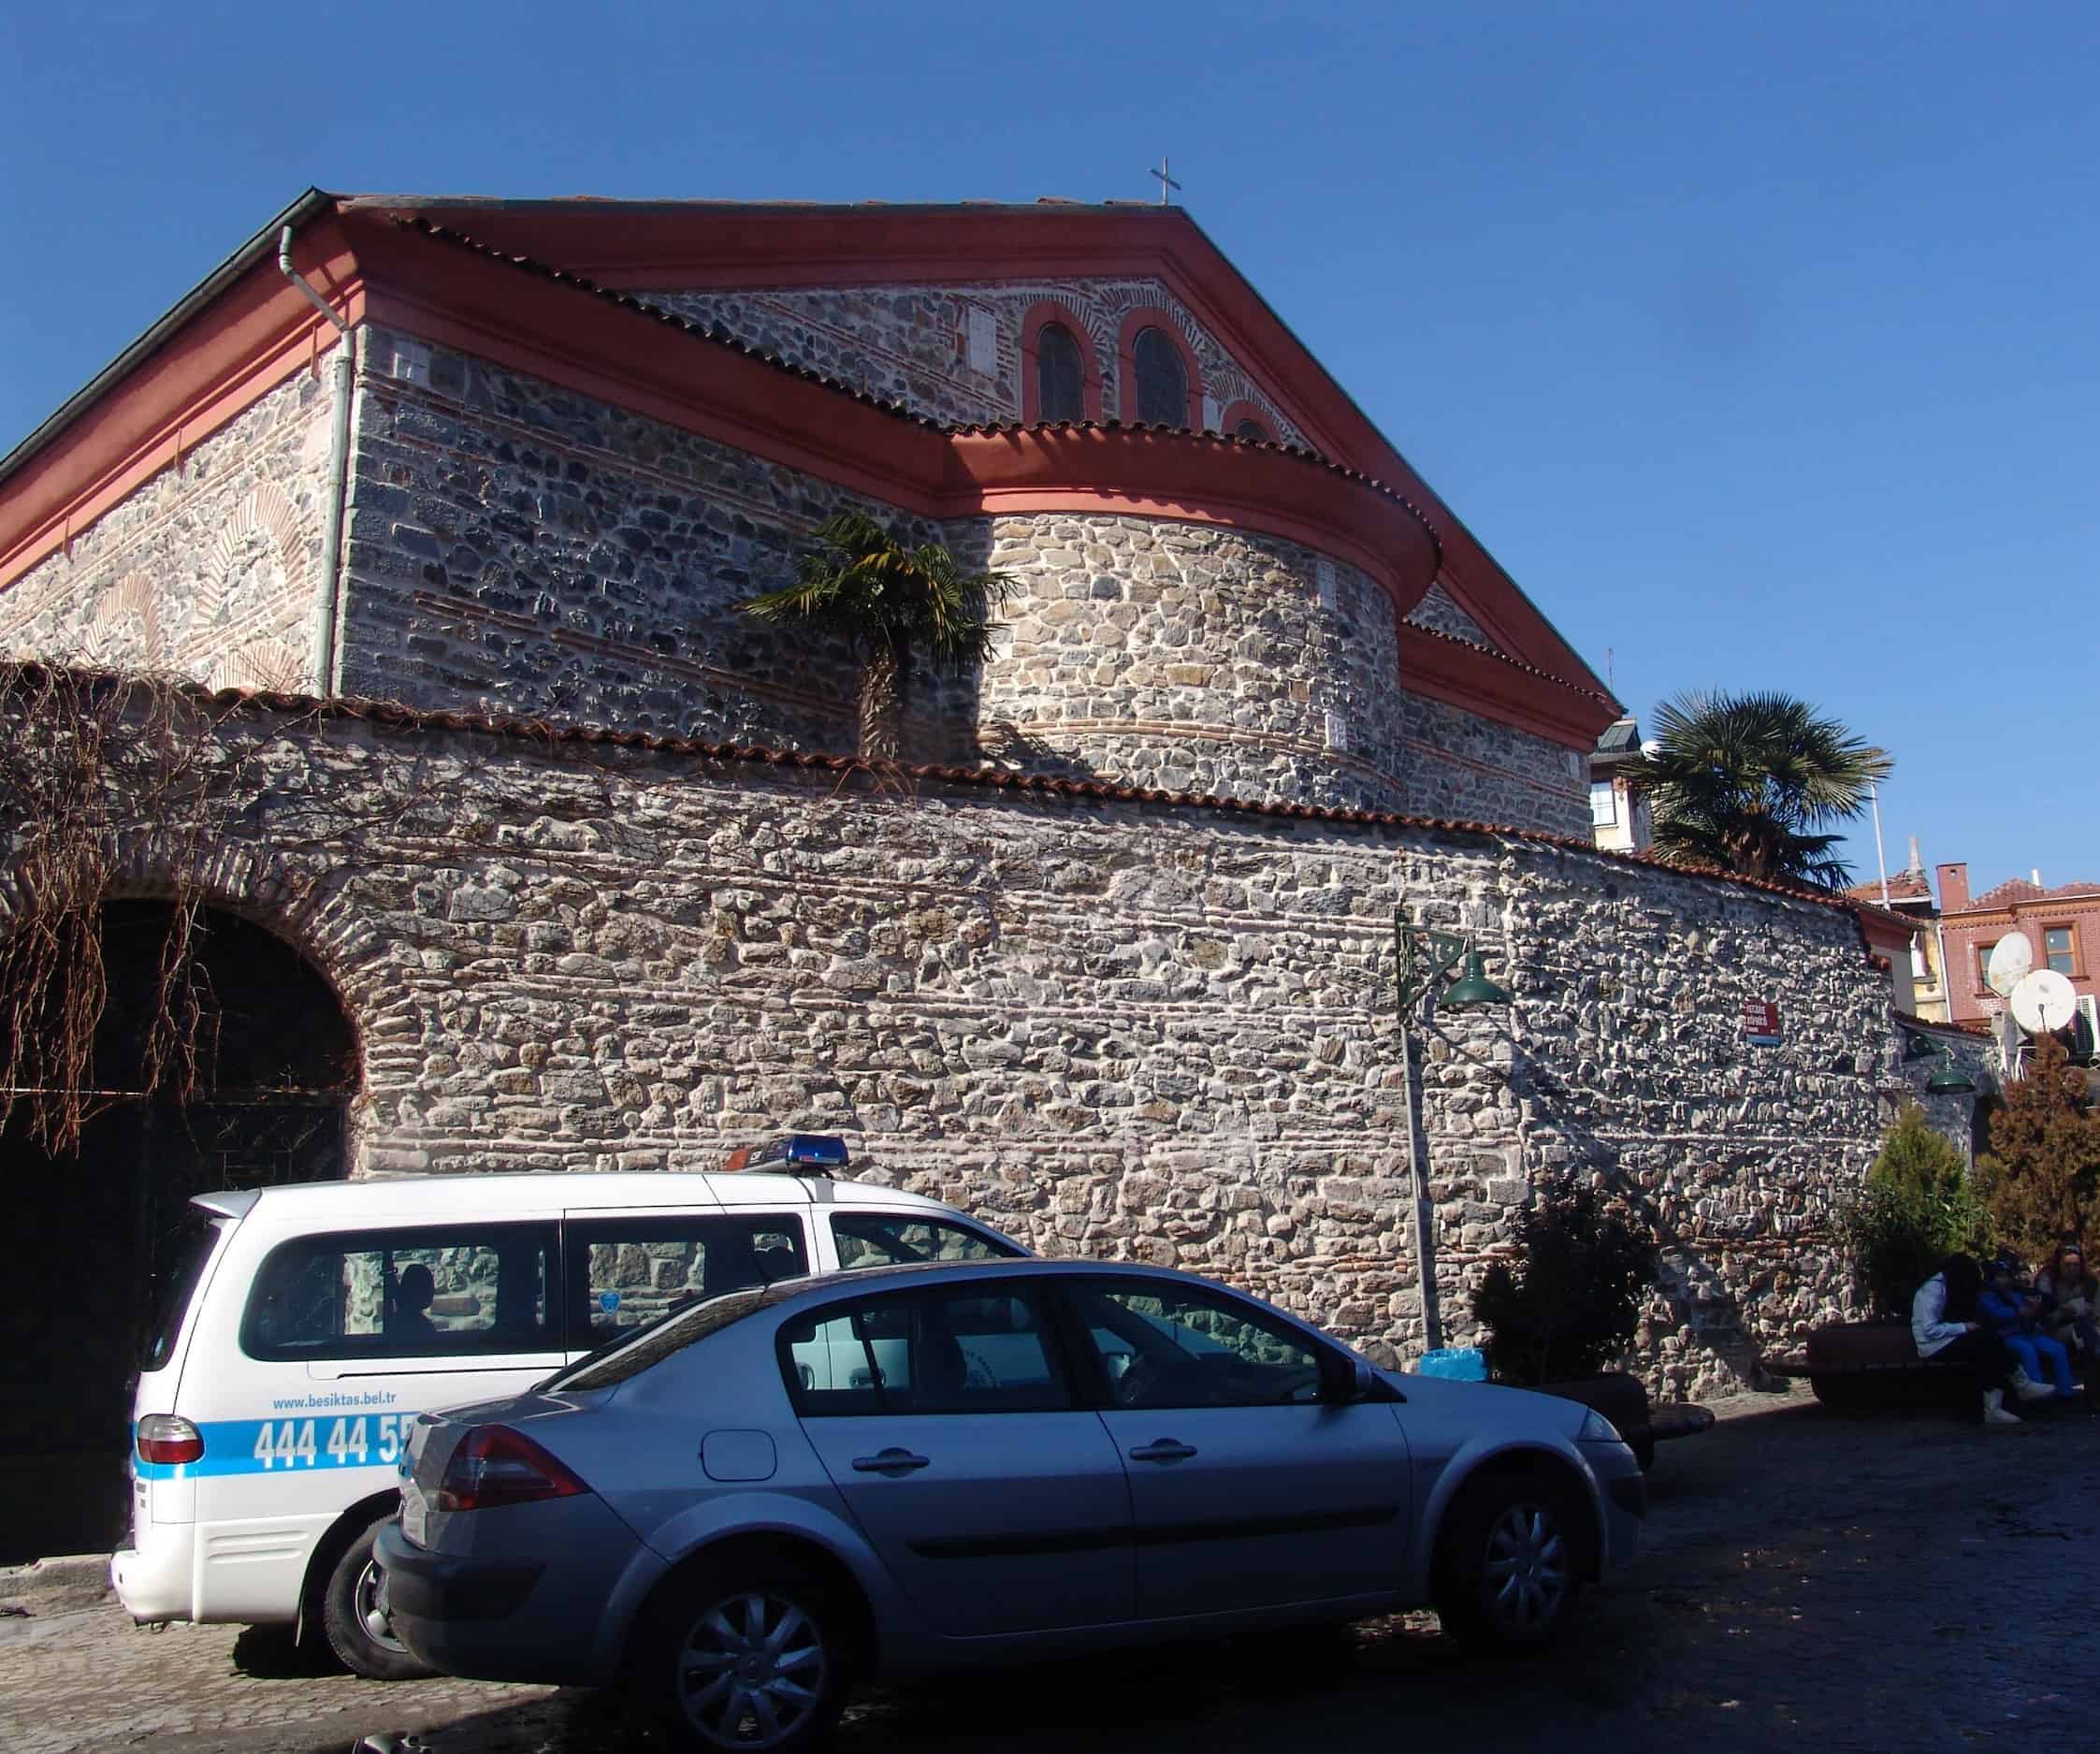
[1969,876,2100,909]
[1844,870,1933,905]
[0,663,1907,956]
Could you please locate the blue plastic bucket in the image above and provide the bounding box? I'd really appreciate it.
[1416,1346,1488,1382]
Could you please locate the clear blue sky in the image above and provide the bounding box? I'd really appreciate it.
[4,2,2092,893]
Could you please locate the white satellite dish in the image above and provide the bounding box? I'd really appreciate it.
[1986,933,2035,997]
[2010,968,2078,1035]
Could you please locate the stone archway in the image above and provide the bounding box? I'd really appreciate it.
[0,900,358,1563]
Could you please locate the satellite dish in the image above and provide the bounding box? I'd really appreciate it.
[2010,968,2078,1035]
[1986,934,2035,997]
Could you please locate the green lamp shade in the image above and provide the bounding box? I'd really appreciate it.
[1925,1061,1976,1095]
[1441,950,1511,1011]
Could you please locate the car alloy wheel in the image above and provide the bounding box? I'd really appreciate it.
[320,1520,433,1681]
[673,1587,831,1750]
[355,1557,409,1654]
[1479,1500,1570,1633]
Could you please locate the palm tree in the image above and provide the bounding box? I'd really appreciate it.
[1619,690,1891,891]
[740,512,1017,761]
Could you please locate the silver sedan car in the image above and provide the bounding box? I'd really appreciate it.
[378,1260,1642,1752]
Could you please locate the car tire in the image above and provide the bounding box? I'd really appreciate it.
[638,1558,854,1754]
[320,1520,434,1681]
[1430,1468,1586,1655]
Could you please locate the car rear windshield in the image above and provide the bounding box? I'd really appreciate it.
[140,1210,225,1372]
[547,1283,796,1391]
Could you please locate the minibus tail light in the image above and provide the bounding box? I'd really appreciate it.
[137,1414,204,1466]
[435,1425,590,1513]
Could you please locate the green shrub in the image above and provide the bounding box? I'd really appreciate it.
[1835,1104,1992,1317]
[1470,1176,1659,1385]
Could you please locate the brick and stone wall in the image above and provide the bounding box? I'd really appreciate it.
[335,326,1582,827]
[29,694,1912,1399]
[0,370,335,691]
[1392,690,1592,837]
[649,278,1304,441]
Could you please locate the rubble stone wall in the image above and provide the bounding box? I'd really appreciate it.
[0,370,335,691]
[45,701,1906,1399]
[336,327,1578,826]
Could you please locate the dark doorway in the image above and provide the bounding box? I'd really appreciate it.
[0,901,357,1563]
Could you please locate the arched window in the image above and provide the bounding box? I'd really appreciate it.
[1020,301,1102,424]
[1131,326,1188,426]
[1234,417,1270,442]
[1036,323,1085,423]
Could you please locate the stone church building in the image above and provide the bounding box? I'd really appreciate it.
[0,193,1928,1552]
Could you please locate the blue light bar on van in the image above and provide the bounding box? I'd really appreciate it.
[723,1135,851,1176]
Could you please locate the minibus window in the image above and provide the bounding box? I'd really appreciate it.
[240,1223,561,1362]
[140,1210,224,1371]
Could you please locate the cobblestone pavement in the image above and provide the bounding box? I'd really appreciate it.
[5,1384,2096,1754]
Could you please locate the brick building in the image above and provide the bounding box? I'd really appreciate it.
[1935,863,2100,1037]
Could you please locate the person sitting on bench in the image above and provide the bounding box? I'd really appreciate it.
[2035,1243,2100,1392]
[1978,1253,2077,1404]
[1912,1254,2032,1425]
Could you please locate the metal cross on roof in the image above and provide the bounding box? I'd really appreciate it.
[1149,158,1181,205]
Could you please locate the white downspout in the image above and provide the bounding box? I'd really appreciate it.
[278,225,355,694]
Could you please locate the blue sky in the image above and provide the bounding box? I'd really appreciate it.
[4,1,2092,893]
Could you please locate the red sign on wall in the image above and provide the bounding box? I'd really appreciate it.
[1742,999,1782,1046]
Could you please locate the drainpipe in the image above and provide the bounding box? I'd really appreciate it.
[279,225,355,694]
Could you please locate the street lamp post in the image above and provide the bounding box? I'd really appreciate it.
[1393,910,1512,1355]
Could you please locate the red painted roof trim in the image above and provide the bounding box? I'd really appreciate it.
[343,198,1611,703]
[1398,625,1616,750]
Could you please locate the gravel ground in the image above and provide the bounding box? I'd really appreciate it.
[5,1383,2095,1754]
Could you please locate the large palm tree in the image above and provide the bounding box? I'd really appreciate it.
[740,512,1017,761]
[1619,690,1891,890]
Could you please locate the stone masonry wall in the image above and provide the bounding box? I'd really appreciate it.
[339,327,1579,828]
[1392,689,1592,838]
[649,278,1304,441]
[38,698,1910,1399]
[0,370,335,690]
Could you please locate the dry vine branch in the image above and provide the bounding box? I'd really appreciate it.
[0,662,502,1153]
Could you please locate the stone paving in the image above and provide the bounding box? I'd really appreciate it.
[5,1384,2096,1754]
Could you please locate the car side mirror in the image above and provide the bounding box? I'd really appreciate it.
[1319,1351,1372,1403]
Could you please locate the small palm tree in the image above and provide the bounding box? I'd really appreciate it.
[740,512,1017,761]
[1620,690,1891,890]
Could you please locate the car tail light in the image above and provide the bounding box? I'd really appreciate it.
[136,1414,204,1466]
[435,1425,590,1513]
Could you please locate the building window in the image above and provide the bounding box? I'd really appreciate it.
[1132,327,1188,425]
[1019,302,1102,424]
[1976,940,1998,990]
[1234,417,1270,441]
[1035,323,1085,423]
[1910,938,1930,980]
[1219,399,1280,442]
[2047,925,2078,976]
[1589,780,1617,828]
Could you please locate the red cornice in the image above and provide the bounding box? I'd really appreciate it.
[344,199,1611,703]
[0,220,361,587]
[1398,625,1616,750]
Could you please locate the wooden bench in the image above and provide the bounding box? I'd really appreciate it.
[1541,1373,1716,1471]
[1764,1320,1973,1408]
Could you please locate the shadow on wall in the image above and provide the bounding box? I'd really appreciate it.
[1448,1033,1832,1398]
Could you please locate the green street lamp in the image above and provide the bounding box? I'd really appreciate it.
[1903,1029,1977,1095]
[1393,909,1513,1353]
[1441,951,1513,1012]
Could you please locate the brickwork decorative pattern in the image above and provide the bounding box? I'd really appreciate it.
[650,279,1304,441]
[0,371,333,690]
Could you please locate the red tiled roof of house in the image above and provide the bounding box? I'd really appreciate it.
[1965,877,2100,910]
[1843,869,1933,906]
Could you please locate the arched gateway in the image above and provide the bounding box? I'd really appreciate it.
[0,901,358,1563]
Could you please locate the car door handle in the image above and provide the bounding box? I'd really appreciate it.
[1128,1440,1197,1463]
[850,1448,930,1475]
